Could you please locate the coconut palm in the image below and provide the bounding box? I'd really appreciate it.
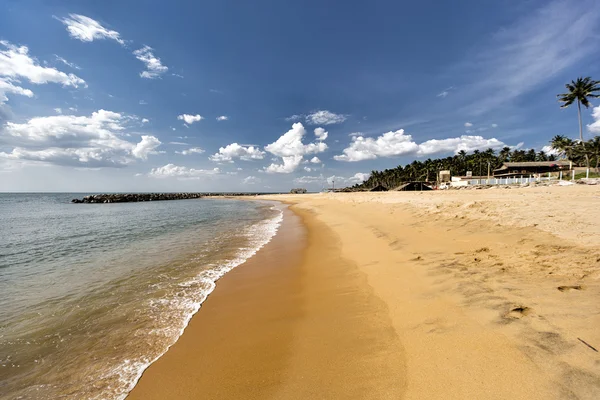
[557,77,600,167]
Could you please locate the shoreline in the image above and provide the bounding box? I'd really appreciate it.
[128,186,600,399]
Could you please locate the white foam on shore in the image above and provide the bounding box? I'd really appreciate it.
[110,203,284,400]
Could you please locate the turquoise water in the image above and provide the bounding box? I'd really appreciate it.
[0,194,282,399]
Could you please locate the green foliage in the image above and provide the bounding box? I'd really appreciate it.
[351,136,600,190]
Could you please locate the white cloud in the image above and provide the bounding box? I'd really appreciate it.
[141,118,149,123]
[209,143,265,162]
[334,129,506,162]
[437,91,449,98]
[243,176,260,185]
[176,147,205,155]
[285,114,302,122]
[0,109,161,167]
[263,123,328,173]
[541,145,561,156]
[54,55,80,70]
[169,141,188,145]
[587,106,600,134]
[139,100,147,105]
[491,123,498,128]
[172,73,184,78]
[310,156,321,164]
[177,114,203,124]
[56,14,125,45]
[350,172,370,183]
[464,122,473,127]
[133,46,168,79]
[294,175,326,184]
[149,164,220,179]
[305,110,347,125]
[314,127,328,141]
[303,166,312,172]
[334,130,418,161]
[216,115,228,121]
[132,135,162,160]
[0,41,85,104]
[54,108,62,114]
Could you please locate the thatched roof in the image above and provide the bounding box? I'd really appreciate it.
[394,182,433,191]
[370,184,389,192]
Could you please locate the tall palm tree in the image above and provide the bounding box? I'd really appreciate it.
[557,77,600,167]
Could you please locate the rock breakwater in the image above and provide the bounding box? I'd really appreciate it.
[72,193,204,203]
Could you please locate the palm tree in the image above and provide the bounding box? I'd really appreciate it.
[557,77,600,167]
[551,134,575,160]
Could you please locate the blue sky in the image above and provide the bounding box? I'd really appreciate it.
[1,0,600,192]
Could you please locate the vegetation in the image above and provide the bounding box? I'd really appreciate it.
[349,77,600,190]
[350,136,600,190]
[557,77,600,167]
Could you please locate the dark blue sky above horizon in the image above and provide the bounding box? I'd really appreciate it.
[1,0,600,191]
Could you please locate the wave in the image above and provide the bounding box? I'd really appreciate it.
[112,203,284,400]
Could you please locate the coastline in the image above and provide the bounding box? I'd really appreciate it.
[128,186,599,399]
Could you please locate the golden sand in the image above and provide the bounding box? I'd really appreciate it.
[129,185,600,399]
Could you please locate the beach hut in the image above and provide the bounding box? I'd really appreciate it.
[394,182,433,191]
[370,184,389,192]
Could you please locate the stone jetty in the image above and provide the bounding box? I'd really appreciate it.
[72,193,204,203]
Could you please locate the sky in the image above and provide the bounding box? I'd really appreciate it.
[1,0,600,192]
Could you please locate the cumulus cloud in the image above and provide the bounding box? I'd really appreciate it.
[314,127,328,141]
[216,115,228,121]
[209,143,265,162]
[177,114,203,124]
[149,164,220,179]
[54,108,62,114]
[243,176,260,184]
[587,106,600,134]
[132,135,162,160]
[334,129,506,162]
[310,156,321,164]
[0,109,161,167]
[464,122,473,127]
[176,147,205,155]
[56,14,125,45]
[305,110,347,125]
[263,123,328,173]
[0,41,86,103]
[141,118,149,123]
[133,46,168,79]
[303,166,313,172]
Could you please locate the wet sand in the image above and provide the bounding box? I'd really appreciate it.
[129,186,600,399]
[128,205,406,399]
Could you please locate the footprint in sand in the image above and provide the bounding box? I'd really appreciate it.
[505,306,533,319]
[557,285,583,292]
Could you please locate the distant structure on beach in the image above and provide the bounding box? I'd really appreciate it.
[290,188,307,194]
[492,161,572,178]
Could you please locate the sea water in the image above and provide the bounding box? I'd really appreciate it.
[0,194,282,399]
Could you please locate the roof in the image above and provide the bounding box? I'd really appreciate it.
[494,160,571,171]
[394,182,433,191]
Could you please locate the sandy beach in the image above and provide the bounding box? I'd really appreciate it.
[129,185,600,399]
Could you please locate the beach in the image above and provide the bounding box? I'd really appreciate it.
[129,185,600,399]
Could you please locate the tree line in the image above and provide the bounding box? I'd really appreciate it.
[351,77,600,190]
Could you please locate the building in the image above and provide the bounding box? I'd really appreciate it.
[493,161,572,178]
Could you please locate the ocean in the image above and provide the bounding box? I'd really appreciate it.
[0,193,283,400]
